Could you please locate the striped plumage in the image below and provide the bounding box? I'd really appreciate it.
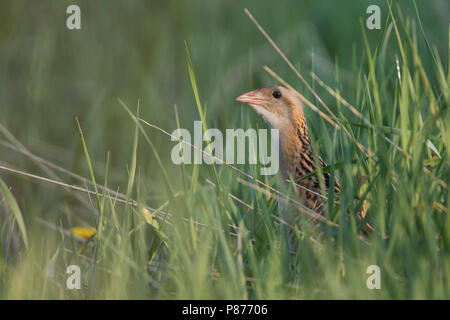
[237,85,341,230]
[285,102,341,216]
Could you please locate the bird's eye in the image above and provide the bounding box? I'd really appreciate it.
[272,90,282,99]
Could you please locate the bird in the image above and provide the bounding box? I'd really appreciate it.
[236,85,368,243]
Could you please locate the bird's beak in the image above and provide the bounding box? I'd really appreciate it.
[236,90,266,106]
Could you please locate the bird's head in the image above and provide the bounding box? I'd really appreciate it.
[236,85,304,130]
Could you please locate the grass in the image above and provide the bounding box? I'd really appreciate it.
[0,0,449,299]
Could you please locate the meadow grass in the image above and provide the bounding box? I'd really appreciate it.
[0,1,449,299]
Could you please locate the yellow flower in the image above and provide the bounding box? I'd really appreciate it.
[141,207,159,228]
[70,226,96,239]
[141,207,153,223]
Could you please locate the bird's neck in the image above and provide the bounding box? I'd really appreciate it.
[277,113,313,179]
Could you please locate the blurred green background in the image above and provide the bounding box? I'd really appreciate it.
[0,0,449,299]
[1,0,447,211]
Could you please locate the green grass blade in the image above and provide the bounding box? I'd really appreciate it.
[0,178,28,249]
